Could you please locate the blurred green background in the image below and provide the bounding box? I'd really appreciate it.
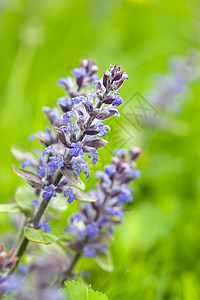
[0,0,200,299]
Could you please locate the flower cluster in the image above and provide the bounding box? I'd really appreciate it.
[12,60,128,210]
[146,51,200,112]
[8,59,141,291]
[16,254,65,300]
[0,244,18,294]
[65,147,141,259]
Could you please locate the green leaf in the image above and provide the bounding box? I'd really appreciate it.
[94,250,114,272]
[64,281,88,300]
[15,185,36,215]
[63,281,108,300]
[12,165,43,189]
[0,203,22,213]
[24,227,58,245]
[89,289,108,300]
[47,193,68,215]
[71,187,97,202]
[71,180,86,191]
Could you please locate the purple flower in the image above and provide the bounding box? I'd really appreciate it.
[64,188,75,204]
[69,142,84,157]
[71,68,86,78]
[122,72,129,79]
[105,165,116,177]
[88,149,98,165]
[18,264,30,275]
[107,207,123,219]
[48,156,64,173]
[31,199,39,207]
[57,77,73,91]
[57,97,72,107]
[21,160,32,169]
[42,146,54,157]
[42,185,57,200]
[114,149,126,157]
[72,95,87,105]
[39,219,51,232]
[110,93,124,107]
[72,159,90,178]
[83,245,96,257]
[118,186,133,204]
[95,123,110,137]
[86,222,99,238]
[132,169,141,178]
[63,111,78,120]
[84,165,90,179]
[71,213,83,223]
[37,167,46,178]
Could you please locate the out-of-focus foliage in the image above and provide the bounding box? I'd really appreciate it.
[0,0,200,299]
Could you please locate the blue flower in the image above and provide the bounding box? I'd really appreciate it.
[42,146,54,157]
[31,199,39,207]
[42,184,57,200]
[57,97,72,107]
[48,157,64,173]
[71,212,83,223]
[84,165,90,179]
[39,219,51,232]
[72,95,87,105]
[86,222,99,238]
[118,186,133,204]
[18,264,30,275]
[37,167,46,178]
[95,123,110,137]
[56,77,73,90]
[71,68,86,78]
[88,149,98,165]
[106,207,123,219]
[64,188,75,204]
[83,245,96,257]
[105,165,116,177]
[111,93,124,107]
[122,72,129,79]
[114,149,126,157]
[63,111,78,120]
[72,159,90,178]
[69,142,84,157]
[132,169,141,178]
[21,160,32,169]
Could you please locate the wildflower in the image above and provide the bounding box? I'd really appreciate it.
[88,149,98,165]
[31,199,39,207]
[72,95,87,105]
[86,222,99,238]
[69,142,84,157]
[39,219,51,232]
[105,165,116,177]
[64,187,75,204]
[83,245,96,257]
[110,93,124,107]
[42,185,57,200]
[21,160,32,168]
[48,156,64,173]
[71,68,86,78]
[37,167,46,178]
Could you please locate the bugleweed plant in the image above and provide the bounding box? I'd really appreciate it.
[0,59,141,299]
